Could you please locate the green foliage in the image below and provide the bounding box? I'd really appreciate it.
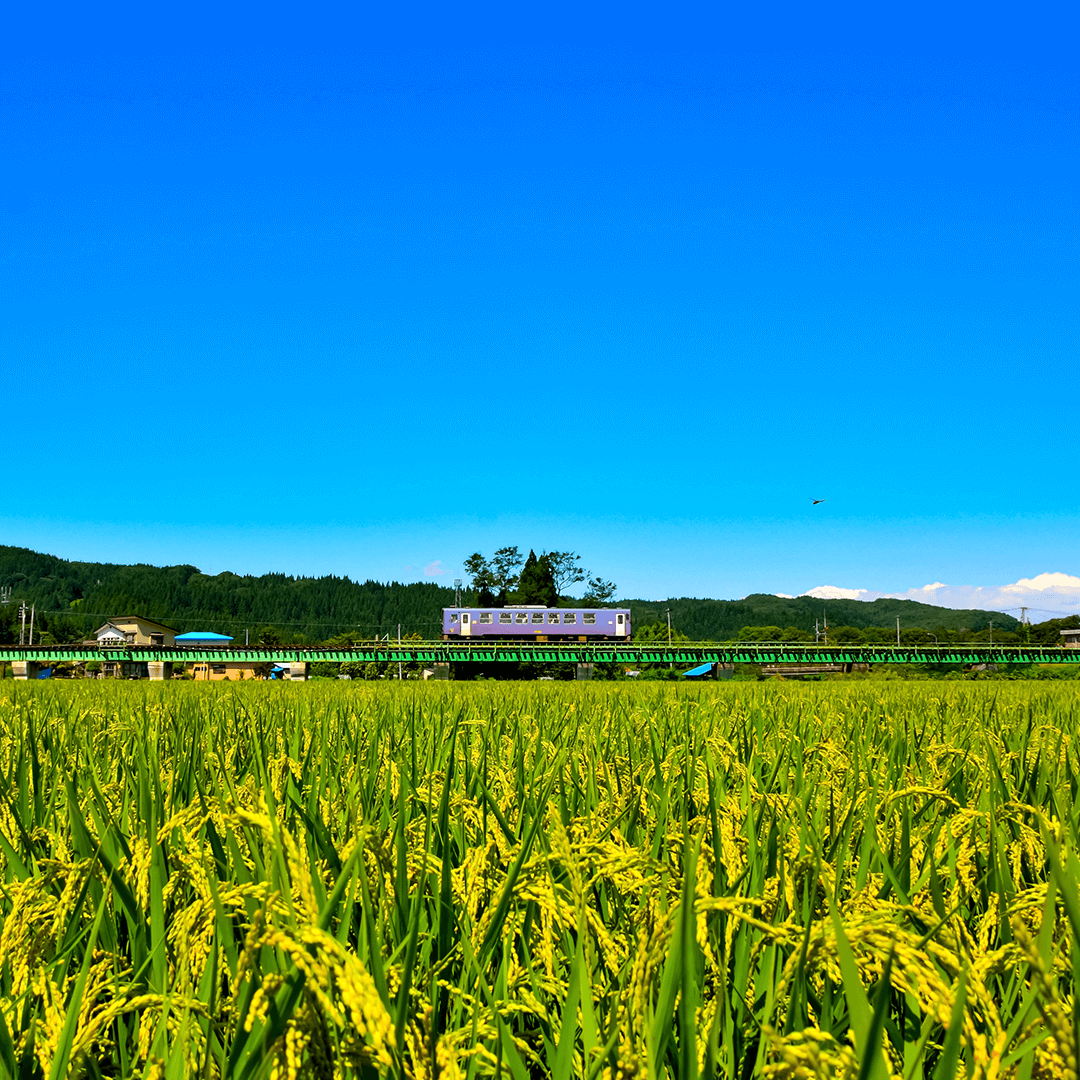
[0,545,456,643]
[0,545,1050,652]
[627,594,1022,642]
[1028,614,1080,644]
[634,620,690,645]
[580,575,617,606]
[515,550,558,607]
[737,625,814,642]
[545,551,586,595]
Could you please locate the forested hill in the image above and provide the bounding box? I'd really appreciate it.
[626,594,1020,639]
[0,546,454,643]
[0,544,1027,645]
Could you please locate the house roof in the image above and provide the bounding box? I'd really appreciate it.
[93,616,177,634]
[175,631,235,641]
[683,663,714,678]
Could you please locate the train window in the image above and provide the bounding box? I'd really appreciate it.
[499,613,512,624]
[531,613,545,623]
[449,613,460,623]
[515,613,528,623]
[548,613,560,623]
[479,613,493,624]
[563,613,577,624]
[583,613,596,624]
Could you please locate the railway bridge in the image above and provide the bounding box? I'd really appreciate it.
[0,642,1077,679]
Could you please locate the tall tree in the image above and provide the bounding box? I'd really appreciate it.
[581,575,617,606]
[545,551,586,596]
[464,553,495,593]
[491,546,524,592]
[517,551,558,607]
[465,547,524,607]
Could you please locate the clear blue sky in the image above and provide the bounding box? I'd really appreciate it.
[4,2,1078,607]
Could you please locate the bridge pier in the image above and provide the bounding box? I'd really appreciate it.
[12,661,39,680]
[148,662,173,681]
[576,663,593,681]
[289,662,308,681]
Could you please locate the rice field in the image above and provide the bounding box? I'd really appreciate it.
[0,679,1078,1079]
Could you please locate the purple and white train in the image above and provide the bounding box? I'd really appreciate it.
[442,607,631,641]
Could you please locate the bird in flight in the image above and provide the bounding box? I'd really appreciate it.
[812,499,825,505]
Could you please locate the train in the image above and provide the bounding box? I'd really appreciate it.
[442,606,631,641]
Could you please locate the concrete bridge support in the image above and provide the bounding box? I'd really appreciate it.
[289,662,308,681]
[12,661,39,680]
[576,663,594,681]
[148,662,173,681]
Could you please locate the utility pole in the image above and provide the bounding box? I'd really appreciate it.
[454,578,462,607]
[989,620,993,645]
[18,603,26,647]
[398,623,402,681]
[1020,607,1028,625]
[245,628,249,647]
[815,619,820,644]
[28,606,34,647]
[896,617,901,646]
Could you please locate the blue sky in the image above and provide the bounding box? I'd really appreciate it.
[3,2,1078,614]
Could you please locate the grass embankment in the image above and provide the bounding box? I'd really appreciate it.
[0,681,1077,1079]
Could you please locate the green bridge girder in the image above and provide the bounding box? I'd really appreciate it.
[2,643,1079,665]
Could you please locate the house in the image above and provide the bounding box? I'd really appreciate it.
[1061,629,1080,648]
[175,631,272,681]
[91,616,177,678]
[93,616,177,648]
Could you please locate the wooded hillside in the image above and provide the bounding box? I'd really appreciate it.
[0,545,1035,645]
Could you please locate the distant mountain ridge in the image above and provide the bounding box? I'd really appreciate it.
[623,594,1019,640]
[0,544,1021,644]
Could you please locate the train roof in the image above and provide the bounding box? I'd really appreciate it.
[442,605,628,611]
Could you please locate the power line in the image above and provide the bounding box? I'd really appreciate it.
[19,609,446,634]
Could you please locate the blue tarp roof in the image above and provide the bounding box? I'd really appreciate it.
[175,631,234,641]
[684,663,714,678]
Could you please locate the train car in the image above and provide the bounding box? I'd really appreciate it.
[442,606,631,641]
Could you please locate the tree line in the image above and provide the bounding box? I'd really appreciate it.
[0,544,1045,647]
[463,547,616,607]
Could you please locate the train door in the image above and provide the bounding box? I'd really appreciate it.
[616,613,627,636]
[461,612,472,637]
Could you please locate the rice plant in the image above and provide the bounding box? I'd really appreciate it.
[0,679,1077,1079]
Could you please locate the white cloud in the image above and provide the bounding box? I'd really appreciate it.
[1001,572,1080,594]
[794,572,1080,620]
[884,574,1080,617]
[773,592,796,599]
[425,560,448,577]
[803,585,879,601]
